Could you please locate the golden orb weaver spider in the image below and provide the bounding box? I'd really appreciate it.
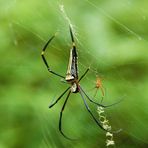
[41,25,118,140]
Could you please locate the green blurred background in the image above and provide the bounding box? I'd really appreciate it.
[0,0,148,147]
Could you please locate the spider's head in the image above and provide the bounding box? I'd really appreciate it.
[70,82,79,93]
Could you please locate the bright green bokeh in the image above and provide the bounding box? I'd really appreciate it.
[0,0,148,147]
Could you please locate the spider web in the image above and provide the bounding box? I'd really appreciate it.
[1,0,148,147]
[57,2,141,146]
[46,1,147,147]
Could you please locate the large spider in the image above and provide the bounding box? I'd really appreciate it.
[41,25,117,140]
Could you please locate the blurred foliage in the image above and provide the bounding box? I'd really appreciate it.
[0,0,148,148]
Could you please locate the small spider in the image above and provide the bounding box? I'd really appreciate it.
[41,25,116,140]
[93,76,105,102]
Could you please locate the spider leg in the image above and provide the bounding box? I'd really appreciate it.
[69,25,75,42]
[93,87,104,104]
[93,87,99,100]
[100,86,105,98]
[80,88,123,134]
[80,87,123,108]
[49,87,70,108]
[78,68,90,82]
[59,91,75,140]
[80,86,105,107]
[99,86,105,104]
[79,89,107,131]
[41,35,65,79]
